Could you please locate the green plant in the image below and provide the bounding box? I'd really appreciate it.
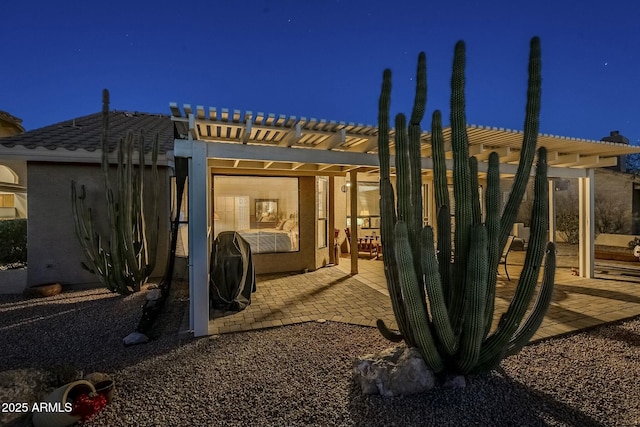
[71,90,159,295]
[0,218,27,264]
[376,37,556,374]
[595,192,628,234]
[555,190,579,244]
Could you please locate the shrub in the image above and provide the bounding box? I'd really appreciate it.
[595,193,629,234]
[0,218,27,264]
[555,191,579,244]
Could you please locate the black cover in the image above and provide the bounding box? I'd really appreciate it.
[209,231,256,311]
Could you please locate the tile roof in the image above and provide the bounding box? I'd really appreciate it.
[0,110,173,155]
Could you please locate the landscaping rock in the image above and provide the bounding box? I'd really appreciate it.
[146,289,162,301]
[354,346,435,397]
[123,331,149,346]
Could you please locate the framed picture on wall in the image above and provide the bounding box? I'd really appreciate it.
[255,199,278,222]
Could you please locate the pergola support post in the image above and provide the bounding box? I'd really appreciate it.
[188,139,210,337]
[548,179,556,244]
[578,169,595,278]
[328,176,336,264]
[350,171,358,275]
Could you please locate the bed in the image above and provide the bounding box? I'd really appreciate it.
[238,228,298,254]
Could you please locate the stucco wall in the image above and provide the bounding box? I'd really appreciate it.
[27,162,171,287]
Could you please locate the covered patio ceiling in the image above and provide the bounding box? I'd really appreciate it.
[171,103,640,178]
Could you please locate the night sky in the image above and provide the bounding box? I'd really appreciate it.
[2,0,640,144]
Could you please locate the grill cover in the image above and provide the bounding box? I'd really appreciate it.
[209,231,256,311]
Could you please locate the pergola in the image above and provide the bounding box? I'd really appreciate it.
[172,103,640,336]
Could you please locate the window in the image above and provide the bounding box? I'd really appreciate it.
[213,176,299,254]
[346,181,380,230]
[0,193,14,208]
[317,177,328,248]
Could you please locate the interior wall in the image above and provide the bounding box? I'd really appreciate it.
[211,173,329,274]
[245,176,317,274]
[213,176,299,225]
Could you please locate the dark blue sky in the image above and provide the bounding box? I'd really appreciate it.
[2,1,640,143]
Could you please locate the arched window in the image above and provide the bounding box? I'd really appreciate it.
[0,165,18,184]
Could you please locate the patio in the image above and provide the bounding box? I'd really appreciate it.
[203,243,640,342]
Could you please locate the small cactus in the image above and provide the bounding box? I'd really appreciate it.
[376,37,556,374]
[71,89,159,295]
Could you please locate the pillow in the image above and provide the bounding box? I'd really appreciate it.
[282,219,296,232]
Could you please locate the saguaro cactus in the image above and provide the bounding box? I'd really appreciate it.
[71,89,159,295]
[376,37,556,374]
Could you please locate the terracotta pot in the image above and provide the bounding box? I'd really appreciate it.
[94,379,115,404]
[24,283,62,298]
[32,380,96,427]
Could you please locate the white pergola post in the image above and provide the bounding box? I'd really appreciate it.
[350,171,358,275]
[578,169,595,278]
[188,139,211,337]
[548,179,556,244]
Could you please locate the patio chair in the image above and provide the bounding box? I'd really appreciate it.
[345,228,379,259]
[499,235,516,281]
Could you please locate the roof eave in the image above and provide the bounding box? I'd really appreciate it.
[0,145,171,166]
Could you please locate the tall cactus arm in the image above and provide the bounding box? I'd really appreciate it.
[410,52,427,126]
[407,52,427,251]
[395,113,411,224]
[143,132,160,274]
[483,152,502,338]
[121,133,138,289]
[421,226,458,355]
[499,36,542,249]
[377,69,416,346]
[507,241,556,356]
[436,206,453,308]
[431,110,452,305]
[378,69,392,182]
[71,183,107,281]
[395,221,445,373]
[431,110,449,211]
[455,224,488,374]
[479,146,549,363]
[469,156,481,225]
[378,179,415,345]
[449,40,473,334]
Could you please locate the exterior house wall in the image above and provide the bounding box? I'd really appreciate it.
[26,162,171,288]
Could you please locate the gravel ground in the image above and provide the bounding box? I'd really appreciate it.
[1,282,639,427]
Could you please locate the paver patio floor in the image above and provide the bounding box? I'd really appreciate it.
[205,244,640,342]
